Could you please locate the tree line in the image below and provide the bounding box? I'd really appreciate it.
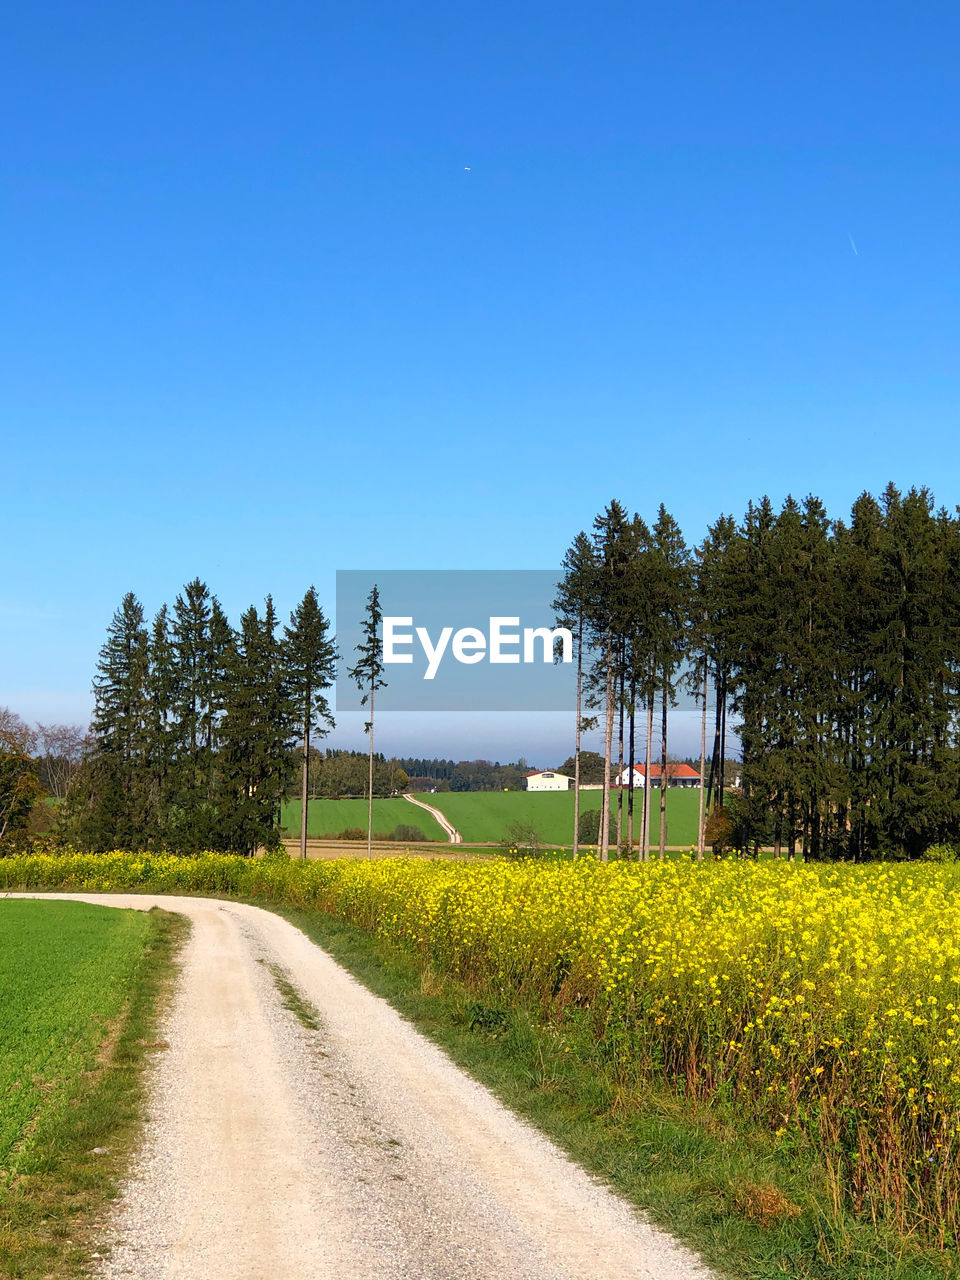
[0,710,89,844]
[305,748,409,798]
[61,580,335,856]
[396,758,530,792]
[559,484,960,861]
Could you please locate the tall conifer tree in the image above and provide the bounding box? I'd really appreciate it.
[348,585,386,858]
[91,591,149,846]
[283,587,337,859]
[554,533,597,856]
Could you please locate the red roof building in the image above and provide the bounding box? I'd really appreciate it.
[613,762,700,788]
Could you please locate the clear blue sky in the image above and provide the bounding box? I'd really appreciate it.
[3,1,959,762]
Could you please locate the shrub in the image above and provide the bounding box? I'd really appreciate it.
[338,827,366,840]
[577,808,616,848]
[498,820,541,858]
[389,824,427,843]
[923,843,959,863]
[703,805,736,854]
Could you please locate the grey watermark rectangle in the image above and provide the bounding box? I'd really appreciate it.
[335,570,576,711]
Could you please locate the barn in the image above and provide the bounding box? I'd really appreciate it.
[523,770,572,792]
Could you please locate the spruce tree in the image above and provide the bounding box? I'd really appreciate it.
[219,600,296,855]
[171,579,214,831]
[553,533,597,856]
[145,605,177,846]
[91,591,149,846]
[283,587,337,859]
[589,502,634,861]
[348,585,386,858]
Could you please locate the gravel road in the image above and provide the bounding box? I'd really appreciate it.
[15,894,713,1280]
[403,794,462,843]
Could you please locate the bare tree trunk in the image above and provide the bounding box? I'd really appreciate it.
[615,664,625,854]
[600,641,614,862]
[642,686,654,862]
[659,667,668,860]
[697,661,707,861]
[627,680,636,858]
[707,660,722,811]
[300,704,310,861]
[719,673,727,806]
[366,684,375,859]
[573,614,582,858]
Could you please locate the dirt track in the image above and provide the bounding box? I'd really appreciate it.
[12,894,713,1280]
[402,792,463,843]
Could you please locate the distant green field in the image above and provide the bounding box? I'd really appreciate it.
[414,787,703,846]
[0,899,151,1172]
[281,797,447,841]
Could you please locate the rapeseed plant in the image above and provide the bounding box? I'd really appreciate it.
[4,850,960,1238]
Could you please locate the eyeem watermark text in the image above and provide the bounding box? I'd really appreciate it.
[336,570,575,711]
[383,616,572,680]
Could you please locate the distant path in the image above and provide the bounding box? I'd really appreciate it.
[403,793,462,844]
[6,893,712,1280]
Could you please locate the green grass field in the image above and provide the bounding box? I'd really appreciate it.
[280,797,447,841]
[0,900,152,1172]
[414,787,703,846]
[0,898,181,1279]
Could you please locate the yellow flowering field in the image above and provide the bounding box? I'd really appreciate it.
[3,850,959,1238]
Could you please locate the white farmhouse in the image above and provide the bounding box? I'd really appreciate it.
[614,763,701,789]
[523,770,572,792]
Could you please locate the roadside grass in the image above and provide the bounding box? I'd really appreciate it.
[280,796,447,841]
[0,900,186,1280]
[416,788,704,846]
[271,903,954,1280]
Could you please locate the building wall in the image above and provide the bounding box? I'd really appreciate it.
[614,770,646,789]
[525,772,571,792]
[613,772,701,789]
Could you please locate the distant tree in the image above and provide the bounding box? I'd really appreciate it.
[348,585,386,857]
[556,750,605,784]
[283,587,337,859]
[0,709,36,755]
[0,708,41,843]
[33,722,89,801]
[316,749,370,798]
